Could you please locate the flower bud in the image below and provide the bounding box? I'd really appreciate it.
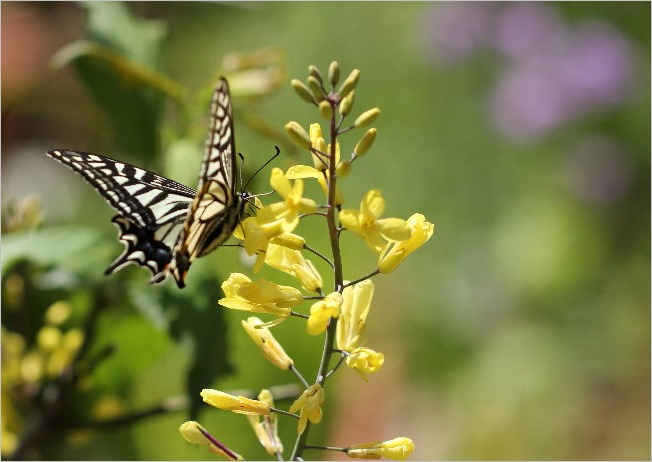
[270,233,306,250]
[328,61,340,86]
[242,317,294,370]
[308,64,323,85]
[354,108,381,128]
[354,128,377,157]
[339,90,355,117]
[338,68,360,99]
[318,100,333,120]
[37,326,62,351]
[284,121,311,149]
[307,76,325,102]
[291,79,315,104]
[336,160,351,177]
[201,389,271,415]
[45,301,71,325]
[347,437,415,460]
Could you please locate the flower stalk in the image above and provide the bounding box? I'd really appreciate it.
[190,62,434,461]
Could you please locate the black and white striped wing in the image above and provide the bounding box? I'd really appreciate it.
[45,149,196,279]
[163,78,245,288]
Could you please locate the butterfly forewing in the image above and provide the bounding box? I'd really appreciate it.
[45,149,196,279]
[164,78,246,287]
[46,150,195,228]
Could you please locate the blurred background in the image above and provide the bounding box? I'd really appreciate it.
[2,2,650,460]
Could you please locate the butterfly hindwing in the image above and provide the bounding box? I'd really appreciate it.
[45,149,195,280]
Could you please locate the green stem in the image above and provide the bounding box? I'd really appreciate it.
[290,96,344,461]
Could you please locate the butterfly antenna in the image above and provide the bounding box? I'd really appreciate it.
[238,152,246,191]
[243,146,280,192]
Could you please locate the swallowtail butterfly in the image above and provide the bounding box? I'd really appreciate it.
[46,78,250,288]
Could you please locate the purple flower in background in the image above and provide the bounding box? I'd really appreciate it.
[492,2,566,61]
[421,2,495,65]
[422,2,637,141]
[489,19,635,140]
[558,21,634,108]
[490,65,573,140]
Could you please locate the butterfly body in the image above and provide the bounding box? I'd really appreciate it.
[46,78,246,288]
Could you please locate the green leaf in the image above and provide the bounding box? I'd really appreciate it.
[82,1,165,71]
[128,273,232,420]
[51,2,177,163]
[2,226,114,279]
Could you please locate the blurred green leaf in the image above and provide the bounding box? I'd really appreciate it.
[2,226,112,278]
[82,1,165,69]
[128,273,232,420]
[51,2,175,162]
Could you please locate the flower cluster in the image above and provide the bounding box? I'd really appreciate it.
[1,301,85,456]
[180,62,433,460]
[422,2,636,140]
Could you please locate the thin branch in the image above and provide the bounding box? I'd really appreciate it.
[304,444,347,453]
[325,354,346,380]
[271,407,300,420]
[303,243,335,269]
[342,269,381,288]
[60,395,188,430]
[289,365,310,389]
[299,211,328,219]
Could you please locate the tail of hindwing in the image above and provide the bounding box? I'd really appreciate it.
[106,216,173,283]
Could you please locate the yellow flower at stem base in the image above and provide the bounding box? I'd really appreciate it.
[378,213,434,274]
[289,383,325,434]
[219,273,302,318]
[347,437,415,460]
[179,421,243,460]
[339,190,411,253]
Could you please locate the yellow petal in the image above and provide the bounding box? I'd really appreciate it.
[377,217,411,241]
[339,209,362,232]
[361,189,385,220]
[270,167,292,197]
[286,164,322,179]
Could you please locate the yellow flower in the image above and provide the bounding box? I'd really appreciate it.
[269,167,317,230]
[306,292,343,335]
[246,390,284,455]
[378,213,434,274]
[346,347,384,381]
[234,209,305,273]
[339,190,411,253]
[289,384,325,434]
[286,124,346,205]
[285,164,344,206]
[310,123,328,171]
[242,317,294,370]
[201,389,271,415]
[265,244,323,293]
[347,437,415,460]
[219,273,303,318]
[336,280,374,352]
[179,421,243,460]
